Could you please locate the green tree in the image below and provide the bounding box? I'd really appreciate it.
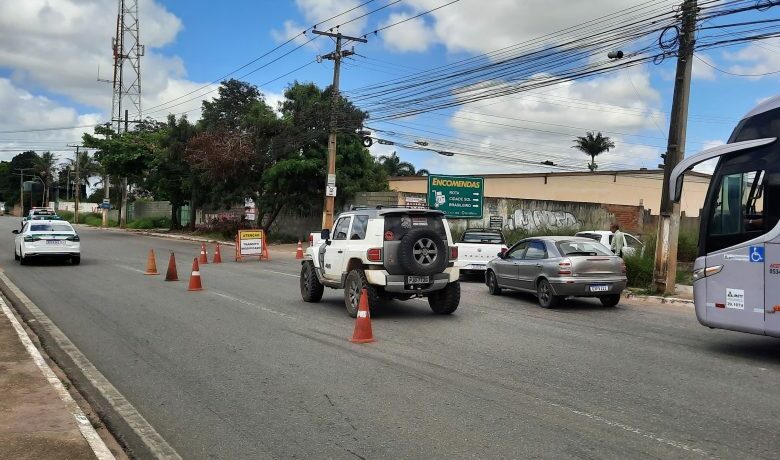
[379,152,417,176]
[148,115,197,229]
[34,151,58,204]
[572,131,615,172]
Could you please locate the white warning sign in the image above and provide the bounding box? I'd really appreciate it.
[726,288,745,310]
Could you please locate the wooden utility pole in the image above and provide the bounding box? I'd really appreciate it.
[653,0,697,295]
[313,29,367,230]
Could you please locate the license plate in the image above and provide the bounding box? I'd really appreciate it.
[407,275,430,284]
[46,240,64,245]
[589,284,610,292]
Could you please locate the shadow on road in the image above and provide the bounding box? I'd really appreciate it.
[498,290,615,312]
[703,336,780,366]
[317,296,448,320]
[16,257,80,267]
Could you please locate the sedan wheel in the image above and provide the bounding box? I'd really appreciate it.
[537,279,561,309]
[486,270,501,295]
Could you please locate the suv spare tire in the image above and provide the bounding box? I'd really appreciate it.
[397,228,448,276]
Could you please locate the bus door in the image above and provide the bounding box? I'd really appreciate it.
[702,169,768,335]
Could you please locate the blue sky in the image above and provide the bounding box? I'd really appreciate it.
[1,0,779,174]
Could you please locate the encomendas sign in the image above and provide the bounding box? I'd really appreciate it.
[427,174,484,218]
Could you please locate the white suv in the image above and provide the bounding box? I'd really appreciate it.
[300,207,461,317]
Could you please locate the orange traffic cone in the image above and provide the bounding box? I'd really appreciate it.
[199,243,209,264]
[165,253,178,281]
[188,258,203,291]
[295,240,304,260]
[351,289,375,343]
[144,249,159,275]
[213,243,222,264]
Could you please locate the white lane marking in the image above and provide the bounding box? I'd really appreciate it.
[0,297,115,460]
[262,269,298,278]
[544,400,707,455]
[0,271,182,459]
[211,291,296,320]
[117,264,146,274]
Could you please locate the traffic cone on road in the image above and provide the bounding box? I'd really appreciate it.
[213,243,222,264]
[198,243,209,264]
[351,289,375,344]
[144,249,159,275]
[188,258,203,291]
[165,253,179,281]
[295,241,304,259]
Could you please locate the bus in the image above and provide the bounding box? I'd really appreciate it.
[671,95,780,337]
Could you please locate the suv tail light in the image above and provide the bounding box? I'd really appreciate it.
[367,248,382,262]
[558,258,572,275]
[450,246,458,261]
[308,233,313,246]
[620,260,626,274]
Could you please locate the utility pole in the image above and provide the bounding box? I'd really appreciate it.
[68,145,83,223]
[653,0,697,295]
[313,29,367,230]
[15,168,33,217]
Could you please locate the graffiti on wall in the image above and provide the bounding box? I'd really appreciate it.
[508,209,582,231]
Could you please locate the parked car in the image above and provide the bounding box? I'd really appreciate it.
[485,236,626,308]
[13,220,80,265]
[301,207,461,317]
[575,230,645,257]
[455,228,508,275]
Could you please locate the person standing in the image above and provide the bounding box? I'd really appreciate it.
[610,223,627,257]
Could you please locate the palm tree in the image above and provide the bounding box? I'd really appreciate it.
[378,151,417,177]
[34,151,58,204]
[572,131,615,172]
[64,152,101,200]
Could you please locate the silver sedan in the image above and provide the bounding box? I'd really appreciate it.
[485,236,627,308]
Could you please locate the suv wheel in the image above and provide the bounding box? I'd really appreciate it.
[428,281,460,314]
[300,261,324,303]
[537,279,561,309]
[397,228,448,276]
[486,270,501,295]
[344,269,380,318]
[600,294,620,308]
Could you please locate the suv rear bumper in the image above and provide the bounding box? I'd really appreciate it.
[366,267,459,293]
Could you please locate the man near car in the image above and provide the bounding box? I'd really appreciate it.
[610,223,627,257]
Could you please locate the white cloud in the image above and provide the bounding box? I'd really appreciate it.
[272,0,370,44]
[0,78,101,162]
[692,54,717,81]
[378,0,678,55]
[433,69,666,173]
[378,13,435,53]
[723,38,780,80]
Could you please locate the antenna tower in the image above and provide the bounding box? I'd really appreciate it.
[111,0,143,133]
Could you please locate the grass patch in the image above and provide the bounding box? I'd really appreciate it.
[126,216,170,229]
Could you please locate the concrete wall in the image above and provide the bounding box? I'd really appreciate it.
[129,201,173,219]
[388,169,711,217]
[55,201,100,214]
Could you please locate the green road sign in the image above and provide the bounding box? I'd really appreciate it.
[427,174,483,218]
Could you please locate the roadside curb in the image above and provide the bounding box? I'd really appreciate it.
[0,297,115,460]
[0,270,182,460]
[625,292,694,306]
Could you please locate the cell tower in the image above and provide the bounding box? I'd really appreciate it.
[111,0,144,133]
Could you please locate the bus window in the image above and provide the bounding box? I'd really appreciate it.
[706,169,769,252]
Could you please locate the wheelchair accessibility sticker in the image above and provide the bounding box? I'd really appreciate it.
[749,246,764,263]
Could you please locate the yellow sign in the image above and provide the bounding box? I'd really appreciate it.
[238,229,264,256]
[239,230,263,239]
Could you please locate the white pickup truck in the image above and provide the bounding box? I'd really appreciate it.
[455,229,508,275]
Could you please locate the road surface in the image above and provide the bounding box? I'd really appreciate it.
[1,216,778,459]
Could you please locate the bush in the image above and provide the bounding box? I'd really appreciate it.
[57,210,74,222]
[677,231,699,262]
[196,218,253,240]
[624,254,654,289]
[267,232,299,244]
[127,217,170,229]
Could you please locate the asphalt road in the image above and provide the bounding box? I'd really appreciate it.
[1,216,779,459]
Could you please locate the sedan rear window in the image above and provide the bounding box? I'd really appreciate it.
[557,240,613,256]
[461,232,504,244]
[30,224,73,232]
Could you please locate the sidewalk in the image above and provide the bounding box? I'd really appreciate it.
[0,298,114,459]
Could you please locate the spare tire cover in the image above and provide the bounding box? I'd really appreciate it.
[397,228,448,276]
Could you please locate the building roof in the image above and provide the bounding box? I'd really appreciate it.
[389,169,711,181]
